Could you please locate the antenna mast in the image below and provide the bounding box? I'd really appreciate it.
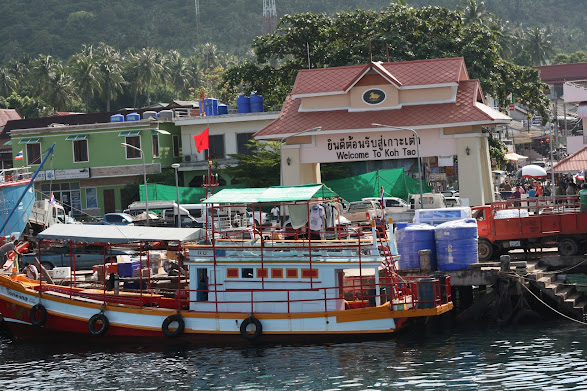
[262,0,278,35]
[195,0,201,44]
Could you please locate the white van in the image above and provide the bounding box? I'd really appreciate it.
[362,197,410,214]
[409,193,446,210]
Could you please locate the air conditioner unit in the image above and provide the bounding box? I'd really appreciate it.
[184,155,191,162]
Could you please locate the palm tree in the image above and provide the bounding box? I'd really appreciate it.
[46,64,75,112]
[460,0,493,28]
[96,43,125,112]
[164,50,189,98]
[525,26,554,65]
[0,67,18,97]
[126,47,163,107]
[68,45,101,113]
[31,54,58,96]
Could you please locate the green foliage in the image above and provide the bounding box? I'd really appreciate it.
[222,140,281,187]
[0,92,50,118]
[487,134,507,169]
[552,50,587,64]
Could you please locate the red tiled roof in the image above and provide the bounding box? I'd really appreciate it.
[534,63,587,84]
[552,145,587,173]
[291,57,466,96]
[255,79,509,138]
[0,109,20,127]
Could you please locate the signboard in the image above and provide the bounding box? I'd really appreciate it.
[532,116,542,125]
[36,168,90,181]
[362,89,386,105]
[438,155,453,167]
[509,104,515,111]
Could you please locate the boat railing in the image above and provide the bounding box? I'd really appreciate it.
[181,274,451,314]
[0,166,33,183]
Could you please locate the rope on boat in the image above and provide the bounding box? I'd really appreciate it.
[539,257,587,275]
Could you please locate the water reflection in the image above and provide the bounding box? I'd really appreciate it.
[0,321,586,390]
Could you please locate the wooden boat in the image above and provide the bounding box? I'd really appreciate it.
[0,185,452,343]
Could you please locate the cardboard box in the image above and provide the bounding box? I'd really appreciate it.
[53,267,71,279]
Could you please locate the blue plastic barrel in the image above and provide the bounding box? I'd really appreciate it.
[111,114,124,122]
[395,222,411,231]
[435,219,478,271]
[126,112,140,121]
[204,98,218,116]
[236,95,250,114]
[218,104,228,115]
[250,93,264,113]
[395,224,436,270]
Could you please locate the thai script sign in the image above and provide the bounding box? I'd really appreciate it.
[325,134,419,161]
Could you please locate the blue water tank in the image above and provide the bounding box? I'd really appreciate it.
[435,219,478,271]
[204,98,218,116]
[395,224,436,270]
[111,114,124,123]
[218,104,228,115]
[126,112,140,121]
[395,222,411,231]
[250,93,264,113]
[236,95,250,114]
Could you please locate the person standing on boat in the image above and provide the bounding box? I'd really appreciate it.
[271,205,280,227]
[579,183,587,213]
[0,235,21,272]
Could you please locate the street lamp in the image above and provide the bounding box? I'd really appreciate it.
[279,126,322,186]
[172,163,181,227]
[121,142,149,226]
[372,123,424,209]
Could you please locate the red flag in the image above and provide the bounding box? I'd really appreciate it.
[193,128,209,153]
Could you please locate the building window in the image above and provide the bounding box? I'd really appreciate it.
[271,268,283,278]
[40,182,81,216]
[209,135,225,159]
[241,268,254,278]
[227,268,239,278]
[85,187,97,209]
[286,268,298,278]
[237,133,255,155]
[124,136,141,158]
[26,143,41,165]
[73,139,88,162]
[256,268,268,278]
[172,135,180,158]
[152,135,159,158]
[301,269,319,279]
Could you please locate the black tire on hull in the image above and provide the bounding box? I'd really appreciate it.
[29,304,48,327]
[162,314,185,337]
[88,313,109,336]
[240,316,262,340]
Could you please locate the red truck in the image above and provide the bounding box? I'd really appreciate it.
[472,197,587,261]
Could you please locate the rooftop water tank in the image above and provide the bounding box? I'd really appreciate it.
[110,114,124,123]
[143,110,157,120]
[204,98,218,116]
[126,112,140,121]
[236,95,250,114]
[250,93,264,113]
[159,110,173,121]
[218,104,228,115]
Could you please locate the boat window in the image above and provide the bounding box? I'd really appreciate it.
[241,268,254,278]
[196,268,208,301]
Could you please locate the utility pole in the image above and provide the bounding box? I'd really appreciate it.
[262,0,277,35]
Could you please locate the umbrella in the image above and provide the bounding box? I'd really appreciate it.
[516,164,547,179]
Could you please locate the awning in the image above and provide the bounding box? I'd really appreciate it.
[118,131,141,137]
[203,184,339,204]
[18,138,40,144]
[3,141,11,146]
[37,224,204,243]
[505,152,528,161]
[65,135,88,141]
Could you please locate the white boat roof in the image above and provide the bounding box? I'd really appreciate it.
[37,224,204,243]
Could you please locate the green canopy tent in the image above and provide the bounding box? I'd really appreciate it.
[324,168,431,203]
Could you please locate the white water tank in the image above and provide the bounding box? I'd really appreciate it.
[143,111,157,120]
[159,110,173,121]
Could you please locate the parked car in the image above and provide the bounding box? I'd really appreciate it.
[441,190,460,207]
[410,193,447,209]
[102,213,134,225]
[343,200,383,224]
[362,197,410,214]
[22,244,136,271]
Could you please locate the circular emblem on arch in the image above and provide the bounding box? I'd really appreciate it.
[362,89,386,105]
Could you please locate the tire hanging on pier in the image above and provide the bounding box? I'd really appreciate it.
[29,304,48,327]
[240,316,262,340]
[88,313,109,336]
[162,314,185,337]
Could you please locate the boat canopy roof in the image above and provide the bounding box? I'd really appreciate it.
[37,224,204,243]
[202,184,339,204]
